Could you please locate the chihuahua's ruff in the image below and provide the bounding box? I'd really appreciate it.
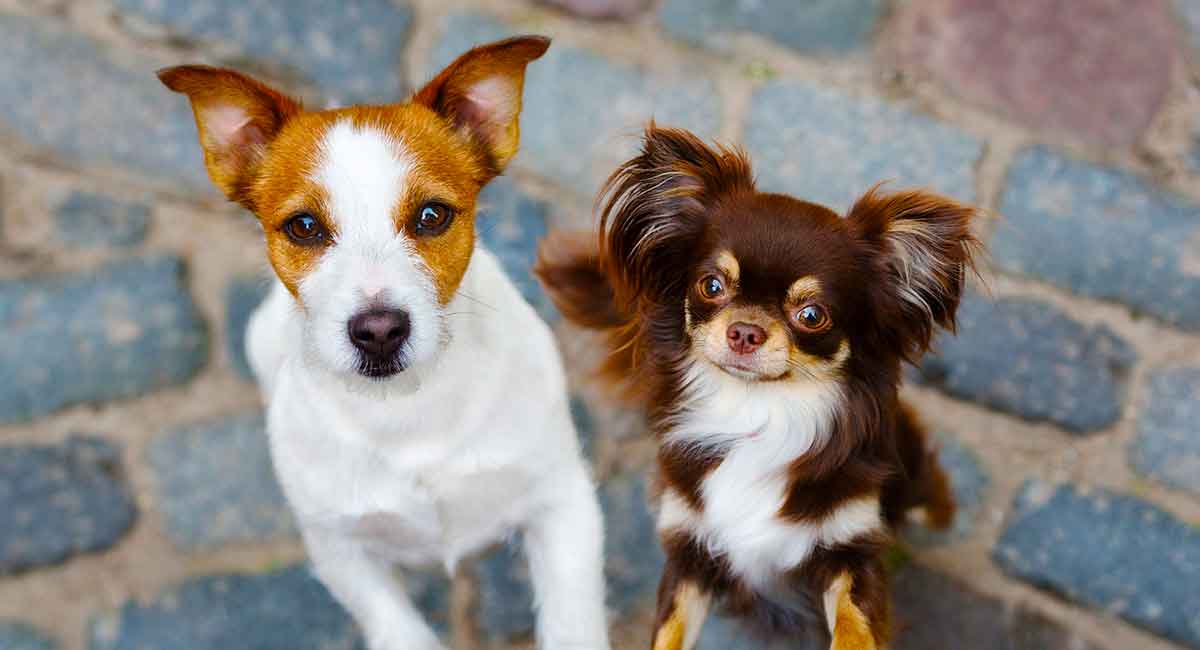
[537,126,980,650]
[162,37,610,650]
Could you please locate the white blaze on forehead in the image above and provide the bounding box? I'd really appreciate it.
[312,120,415,245]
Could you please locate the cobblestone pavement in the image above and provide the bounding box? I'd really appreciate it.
[2,1,1200,649]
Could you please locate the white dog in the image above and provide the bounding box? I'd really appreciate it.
[161,36,610,650]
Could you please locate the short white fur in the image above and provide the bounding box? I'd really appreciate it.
[247,122,610,650]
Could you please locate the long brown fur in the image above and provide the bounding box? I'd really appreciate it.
[536,125,981,648]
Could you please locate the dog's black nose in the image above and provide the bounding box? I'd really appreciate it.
[727,321,767,355]
[348,309,411,359]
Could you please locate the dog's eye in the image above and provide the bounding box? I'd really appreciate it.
[792,304,831,332]
[284,213,326,245]
[414,203,454,236]
[698,275,726,300]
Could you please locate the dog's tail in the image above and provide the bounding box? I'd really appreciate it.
[884,402,956,530]
[535,231,643,399]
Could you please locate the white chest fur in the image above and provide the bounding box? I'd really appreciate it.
[658,364,882,587]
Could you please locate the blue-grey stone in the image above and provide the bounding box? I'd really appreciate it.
[88,565,366,650]
[0,255,209,424]
[225,276,270,380]
[1131,366,1200,495]
[994,481,1200,648]
[994,147,1200,330]
[476,176,555,321]
[745,81,982,214]
[53,192,149,248]
[660,0,884,54]
[0,14,208,190]
[918,295,1136,433]
[0,622,58,650]
[476,474,662,641]
[429,13,721,198]
[904,432,989,546]
[1178,1,1200,49]
[114,0,413,104]
[0,436,136,575]
[570,395,596,461]
[697,615,819,650]
[147,412,295,550]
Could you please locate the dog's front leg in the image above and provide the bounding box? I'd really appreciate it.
[523,471,611,650]
[650,562,710,650]
[303,528,444,650]
[823,570,887,650]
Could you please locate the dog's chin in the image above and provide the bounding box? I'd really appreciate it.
[705,355,788,382]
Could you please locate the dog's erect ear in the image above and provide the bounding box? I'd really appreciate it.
[413,36,550,175]
[849,187,981,358]
[159,65,302,204]
[600,125,754,305]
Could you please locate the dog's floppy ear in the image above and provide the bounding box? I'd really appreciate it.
[158,65,302,205]
[600,125,753,305]
[849,186,981,358]
[413,36,549,176]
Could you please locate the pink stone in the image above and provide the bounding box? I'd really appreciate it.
[538,0,650,20]
[890,0,1180,146]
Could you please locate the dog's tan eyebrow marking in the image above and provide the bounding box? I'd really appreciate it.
[716,250,739,282]
[787,276,822,303]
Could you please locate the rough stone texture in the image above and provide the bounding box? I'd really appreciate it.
[891,0,1178,146]
[430,13,721,198]
[697,616,820,650]
[114,0,413,104]
[904,432,989,545]
[53,191,149,248]
[744,81,981,214]
[147,413,295,551]
[0,622,58,650]
[0,436,136,575]
[918,295,1136,433]
[476,177,555,321]
[993,147,1200,331]
[0,14,208,190]
[661,0,884,54]
[1132,366,1200,495]
[89,565,366,650]
[539,0,650,19]
[0,255,209,424]
[891,564,1099,650]
[994,481,1200,648]
[1180,0,1200,49]
[225,276,270,381]
[476,474,661,641]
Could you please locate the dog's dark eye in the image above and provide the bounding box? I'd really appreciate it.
[698,275,725,300]
[793,304,831,332]
[414,203,453,236]
[284,213,326,245]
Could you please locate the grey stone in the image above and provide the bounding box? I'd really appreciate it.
[114,0,413,104]
[0,14,209,190]
[994,481,1200,648]
[891,564,1099,650]
[225,276,270,380]
[904,432,989,545]
[570,395,596,461]
[0,622,58,650]
[745,81,982,214]
[661,0,884,54]
[53,192,149,248]
[429,13,722,198]
[1132,366,1200,495]
[147,412,295,550]
[476,177,555,321]
[918,295,1136,433]
[89,565,366,650]
[697,615,820,650]
[1177,0,1200,49]
[0,436,136,575]
[0,255,209,424]
[994,147,1200,330]
[476,474,662,641]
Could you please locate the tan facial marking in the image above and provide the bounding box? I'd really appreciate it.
[715,250,740,284]
[787,276,823,304]
[407,206,477,304]
[788,339,851,380]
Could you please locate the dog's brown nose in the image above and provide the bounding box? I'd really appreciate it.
[727,322,767,355]
[348,309,410,359]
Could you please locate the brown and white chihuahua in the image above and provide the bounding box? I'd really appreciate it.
[536,126,980,650]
